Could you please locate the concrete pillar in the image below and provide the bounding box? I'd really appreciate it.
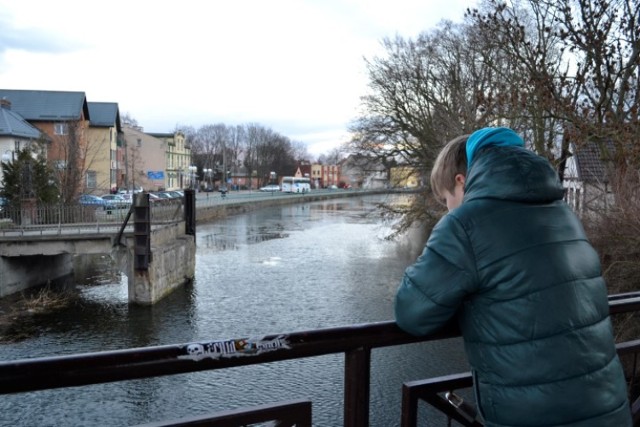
[127,221,195,305]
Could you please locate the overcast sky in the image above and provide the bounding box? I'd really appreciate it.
[0,0,475,157]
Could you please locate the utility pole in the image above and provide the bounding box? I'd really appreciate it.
[222,138,227,188]
[123,137,129,190]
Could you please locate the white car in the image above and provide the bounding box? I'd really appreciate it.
[260,185,280,192]
[118,186,143,194]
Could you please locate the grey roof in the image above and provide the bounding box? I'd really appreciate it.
[147,132,174,138]
[0,104,42,139]
[573,140,615,183]
[0,89,90,121]
[88,102,121,130]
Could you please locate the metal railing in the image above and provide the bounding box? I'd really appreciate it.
[401,340,640,427]
[133,399,312,427]
[0,198,185,236]
[1,292,639,426]
[0,189,394,237]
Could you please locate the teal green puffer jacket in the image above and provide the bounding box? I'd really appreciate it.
[395,145,631,426]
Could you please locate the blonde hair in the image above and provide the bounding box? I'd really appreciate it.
[430,134,469,203]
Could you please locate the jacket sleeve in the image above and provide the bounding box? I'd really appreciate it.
[394,213,477,336]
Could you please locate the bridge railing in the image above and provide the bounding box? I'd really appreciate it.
[0,189,392,236]
[1,292,639,426]
[0,198,185,236]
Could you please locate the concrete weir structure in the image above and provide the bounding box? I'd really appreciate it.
[126,218,195,305]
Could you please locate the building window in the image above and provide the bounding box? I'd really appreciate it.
[86,170,97,189]
[54,123,68,135]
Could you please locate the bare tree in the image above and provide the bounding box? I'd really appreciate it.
[468,0,640,190]
[349,19,508,235]
[318,147,344,166]
[290,140,311,163]
[48,119,96,204]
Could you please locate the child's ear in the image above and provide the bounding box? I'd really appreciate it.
[455,174,466,186]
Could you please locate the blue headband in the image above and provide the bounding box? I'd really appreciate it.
[466,127,524,168]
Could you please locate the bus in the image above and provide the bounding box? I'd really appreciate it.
[281,176,311,193]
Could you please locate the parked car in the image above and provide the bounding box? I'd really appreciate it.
[157,191,182,199]
[101,194,131,209]
[327,185,338,190]
[260,185,280,192]
[117,186,143,194]
[119,193,133,202]
[78,194,106,207]
[148,192,175,204]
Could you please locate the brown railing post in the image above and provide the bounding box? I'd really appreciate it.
[344,347,371,427]
[401,382,419,427]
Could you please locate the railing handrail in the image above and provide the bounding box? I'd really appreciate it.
[0,319,451,395]
[1,292,639,427]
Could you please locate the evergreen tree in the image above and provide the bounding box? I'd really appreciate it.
[1,148,59,207]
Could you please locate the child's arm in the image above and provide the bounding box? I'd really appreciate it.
[394,214,477,336]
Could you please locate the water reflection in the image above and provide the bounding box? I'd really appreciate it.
[202,225,290,251]
[0,194,468,426]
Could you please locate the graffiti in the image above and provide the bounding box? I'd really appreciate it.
[178,335,290,361]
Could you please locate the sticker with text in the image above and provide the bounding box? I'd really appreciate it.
[178,335,290,361]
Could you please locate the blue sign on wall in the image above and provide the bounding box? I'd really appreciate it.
[147,171,164,180]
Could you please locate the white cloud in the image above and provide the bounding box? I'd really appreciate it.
[0,0,474,157]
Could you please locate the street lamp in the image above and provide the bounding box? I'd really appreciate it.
[188,165,197,189]
[203,168,212,191]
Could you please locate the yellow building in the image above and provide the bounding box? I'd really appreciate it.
[148,131,191,190]
[87,102,122,194]
[389,165,421,188]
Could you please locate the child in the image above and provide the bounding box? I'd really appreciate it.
[394,127,631,426]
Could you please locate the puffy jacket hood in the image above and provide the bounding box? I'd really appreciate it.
[464,145,566,204]
[466,127,523,168]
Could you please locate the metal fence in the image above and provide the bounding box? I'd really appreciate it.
[0,198,185,236]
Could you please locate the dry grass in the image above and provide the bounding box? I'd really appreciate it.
[21,285,76,313]
[0,284,78,343]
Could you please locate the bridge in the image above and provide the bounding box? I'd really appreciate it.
[0,188,387,303]
[0,191,197,304]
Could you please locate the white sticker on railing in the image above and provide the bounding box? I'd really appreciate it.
[178,335,290,361]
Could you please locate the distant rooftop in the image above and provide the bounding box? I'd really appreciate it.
[0,89,90,122]
[0,99,42,139]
